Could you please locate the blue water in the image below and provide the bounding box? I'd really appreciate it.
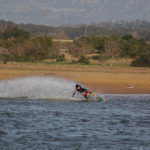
[0,95,150,150]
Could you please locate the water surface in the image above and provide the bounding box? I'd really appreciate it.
[0,95,150,150]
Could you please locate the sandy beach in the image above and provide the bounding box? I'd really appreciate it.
[0,63,150,94]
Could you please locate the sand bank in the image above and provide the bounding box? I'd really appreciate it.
[0,63,150,94]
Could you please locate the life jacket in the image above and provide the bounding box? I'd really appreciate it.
[76,88,87,93]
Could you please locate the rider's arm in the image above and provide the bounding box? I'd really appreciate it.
[72,90,77,97]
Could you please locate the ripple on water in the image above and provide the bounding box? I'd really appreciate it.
[0,95,150,150]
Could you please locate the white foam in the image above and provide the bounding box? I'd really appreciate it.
[0,76,81,99]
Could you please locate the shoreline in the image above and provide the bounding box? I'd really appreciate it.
[0,63,150,94]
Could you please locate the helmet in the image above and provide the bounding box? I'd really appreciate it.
[76,84,81,88]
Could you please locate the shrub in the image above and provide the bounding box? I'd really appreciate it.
[99,55,111,61]
[1,54,9,64]
[69,37,94,57]
[122,34,133,41]
[131,54,150,67]
[78,56,90,64]
[56,54,66,62]
[91,55,111,61]
[2,27,30,40]
[86,36,106,54]
[91,55,100,60]
[0,35,54,62]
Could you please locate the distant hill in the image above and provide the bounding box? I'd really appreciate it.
[1,0,150,25]
[1,20,150,41]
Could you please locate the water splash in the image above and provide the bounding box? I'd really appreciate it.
[0,76,80,100]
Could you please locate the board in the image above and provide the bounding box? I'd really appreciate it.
[0,96,105,102]
[87,94,105,101]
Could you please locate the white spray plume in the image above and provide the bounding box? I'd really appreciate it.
[0,76,81,99]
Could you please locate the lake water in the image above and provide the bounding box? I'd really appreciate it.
[0,94,150,150]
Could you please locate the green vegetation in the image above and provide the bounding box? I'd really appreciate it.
[1,27,30,40]
[91,55,111,62]
[56,54,66,62]
[71,35,150,67]
[0,26,150,67]
[0,27,55,62]
[1,20,150,41]
[78,56,90,64]
[131,54,150,67]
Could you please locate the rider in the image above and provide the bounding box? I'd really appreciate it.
[72,84,90,99]
[72,84,104,101]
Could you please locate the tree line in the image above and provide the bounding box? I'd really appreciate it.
[0,27,150,67]
[1,20,150,41]
[0,27,56,62]
[71,35,150,67]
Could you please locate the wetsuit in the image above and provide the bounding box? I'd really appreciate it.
[72,88,90,99]
[72,87,104,101]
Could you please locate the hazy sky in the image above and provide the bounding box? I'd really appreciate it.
[0,0,150,25]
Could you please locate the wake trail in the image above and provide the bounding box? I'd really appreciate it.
[0,76,81,100]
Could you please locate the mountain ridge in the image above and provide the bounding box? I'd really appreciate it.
[0,0,150,25]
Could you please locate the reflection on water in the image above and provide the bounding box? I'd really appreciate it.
[0,95,150,150]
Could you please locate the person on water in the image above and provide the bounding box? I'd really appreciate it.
[72,84,104,101]
[72,84,90,99]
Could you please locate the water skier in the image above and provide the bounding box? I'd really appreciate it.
[72,84,104,101]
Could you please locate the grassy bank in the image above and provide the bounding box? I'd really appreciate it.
[0,62,150,94]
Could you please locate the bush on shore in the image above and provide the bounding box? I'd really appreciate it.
[78,56,90,64]
[131,54,150,67]
[56,54,66,62]
[72,35,150,67]
[0,27,150,67]
[0,27,55,62]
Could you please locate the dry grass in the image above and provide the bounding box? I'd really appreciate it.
[104,58,132,66]
[0,63,150,94]
[53,39,73,43]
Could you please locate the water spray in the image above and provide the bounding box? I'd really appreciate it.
[0,76,81,100]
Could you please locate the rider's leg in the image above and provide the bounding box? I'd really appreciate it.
[82,92,89,100]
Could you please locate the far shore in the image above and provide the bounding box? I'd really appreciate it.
[0,63,150,94]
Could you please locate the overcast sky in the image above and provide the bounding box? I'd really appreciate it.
[0,0,150,25]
